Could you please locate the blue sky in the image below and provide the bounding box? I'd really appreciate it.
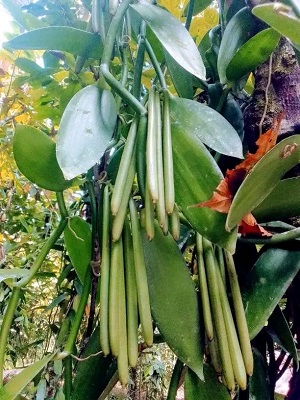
[0,5,13,47]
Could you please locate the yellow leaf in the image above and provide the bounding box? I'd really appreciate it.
[189,7,219,44]
[53,70,69,82]
[158,0,189,19]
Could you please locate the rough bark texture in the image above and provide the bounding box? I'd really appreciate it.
[244,38,300,152]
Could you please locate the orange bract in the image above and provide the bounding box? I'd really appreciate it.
[193,116,282,236]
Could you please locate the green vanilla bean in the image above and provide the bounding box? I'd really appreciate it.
[111,118,138,216]
[0,287,21,383]
[146,87,159,203]
[145,181,155,241]
[196,233,214,341]
[136,114,148,200]
[100,185,111,356]
[225,250,253,376]
[216,261,247,390]
[108,238,123,356]
[215,246,226,285]
[163,90,175,215]
[203,237,235,391]
[155,90,167,230]
[169,204,180,241]
[129,198,153,346]
[123,220,139,368]
[117,241,129,386]
[111,149,136,242]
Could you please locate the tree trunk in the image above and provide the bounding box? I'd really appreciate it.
[244,38,300,152]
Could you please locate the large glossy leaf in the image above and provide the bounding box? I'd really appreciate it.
[243,246,300,339]
[249,348,270,400]
[71,328,117,400]
[142,225,204,380]
[64,216,92,284]
[184,365,230,399]
[56,85,117,180]
[13,125,75,191]
[226,28,280,82]
[253,178,300,222]
[170,96,243,157]
[226,135,300,231]
[171,101,237,253]
[268,305,298,365]
[0,353,55,400]
[218,7,260,84]
[252,2,300,45]
[130,3,206,80]
[5,27,102,58]
[164,50,194,99]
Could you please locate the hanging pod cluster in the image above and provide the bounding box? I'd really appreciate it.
[110,87,180,243]
[196,233,253,391]
[99,187,153,385]
[98,86,181,383]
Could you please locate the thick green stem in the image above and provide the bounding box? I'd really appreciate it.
[13,193,68,288]
[238,227,300,245]
[64,268,92,355]
[185,0,195,31]
[100,0,146,114]
[86,179,98,244]
[145,39,167,90]
[0,287,21,384]
[63,356,73,400]
[216,86,231,113]
[133,22,146,100]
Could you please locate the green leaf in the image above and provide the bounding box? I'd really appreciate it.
[253,177,300,222]
[243,246,300,339]
[56,86,117,180]
[14,58,45,75]
[44,293,70,312]
[226,28,281,82]
[252,3,300,45]
[142,225,204,380]
[183,0,214,16]
[172,110,237,252]
[217,7,260,84]
[0,269,30,284]
[164,50,194,99]
[64,216,92,284]
[268,305,298,365]
[71,328,117,400]
[226,135,300,231]
[13,125,75,191]
[5,27,103,58]
[0,353,55,400]
[170,96,243,157]
[184,365,231,399]
[130,3,206,80]
[249,348,271,400]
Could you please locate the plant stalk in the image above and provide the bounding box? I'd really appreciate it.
[0,287,21,384]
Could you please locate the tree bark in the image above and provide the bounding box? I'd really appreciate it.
[244,38,300,152]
